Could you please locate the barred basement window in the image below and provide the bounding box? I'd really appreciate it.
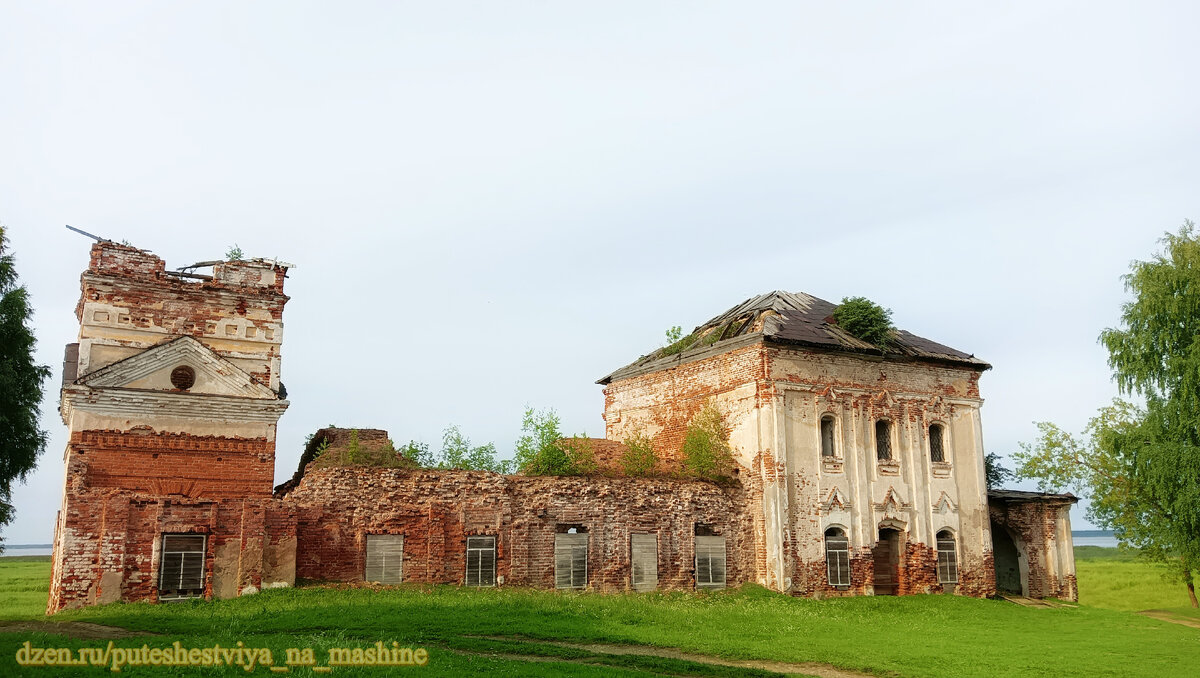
[695,535,727,590]
[936,530,959,584]
[158,534,205,601]
[820,415,837,457]
[875,420,892,461]
[630,533,658,592]
[825,527,851,587]
[465,536,496,587]
[555,527,588,590]
[929,423,945,463]
[365,534,404,584]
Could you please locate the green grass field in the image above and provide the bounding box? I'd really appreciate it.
[0,549,1195,677]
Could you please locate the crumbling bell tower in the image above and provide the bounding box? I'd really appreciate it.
[48,240,297,612]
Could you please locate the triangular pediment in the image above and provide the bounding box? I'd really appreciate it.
[933,492,958,514]
[820,487,851,513]
[76,336,277,399]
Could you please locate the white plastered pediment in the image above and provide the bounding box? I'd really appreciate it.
[933,492,958,514]
[76,336,277,399]
[820,487,851,513]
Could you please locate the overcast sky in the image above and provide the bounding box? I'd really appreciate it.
[2,1,1197,543]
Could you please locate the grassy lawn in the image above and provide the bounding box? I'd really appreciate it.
[1074,546,1199,619]
[0,550,1196,677]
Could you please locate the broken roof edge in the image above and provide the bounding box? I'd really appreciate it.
[988,489,1079,503]
[597,332,990,385]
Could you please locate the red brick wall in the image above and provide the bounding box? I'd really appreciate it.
[990,499,1077,601]
[69,430,275,498]
[283,468,758,592]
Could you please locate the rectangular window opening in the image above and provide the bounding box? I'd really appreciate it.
[158,534,206,601]
[825,534,851,588]
[365,534,404,585]
[631,534,659,592]
[875,420,892,461]
[465,536,497,587]
[555,531,588,589]
[695,535,727,590]
[820,417,836,458]
[936,535,959,584]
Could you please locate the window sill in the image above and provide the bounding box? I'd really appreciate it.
[932,461,952,478]
[877,460,900,476]
[821,459,844,474]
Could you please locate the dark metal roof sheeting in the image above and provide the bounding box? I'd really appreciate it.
[599,290,991,384]
[988,489,1079,503]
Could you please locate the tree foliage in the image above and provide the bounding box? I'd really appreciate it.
[1014,222,1200,607]
[437,425,510,473]
[513,408,596,476]
[621,433,658,477]
[984,452,1015,489]
[0,226,51,549]
[831,296,895,349]
[681,402,736,482]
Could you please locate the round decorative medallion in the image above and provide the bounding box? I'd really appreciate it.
[170,365,196,390]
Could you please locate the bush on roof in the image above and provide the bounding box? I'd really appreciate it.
[831,296,895,350]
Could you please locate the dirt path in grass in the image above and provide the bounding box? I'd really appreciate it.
[0,621,154,639]
[476,636,871,678]
[1138,610,1200,629]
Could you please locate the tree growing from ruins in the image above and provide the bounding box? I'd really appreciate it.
[437,425,511,473]
[1014,221,1200,608]
[0,225,51,550]
[621,433,658,477]
[514,408,596,476]
[681,402,736,482]
[831,296,894,350]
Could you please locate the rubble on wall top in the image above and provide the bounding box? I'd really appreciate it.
[598,290,991,384]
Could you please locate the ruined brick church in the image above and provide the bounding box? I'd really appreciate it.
[48,240,1078,613]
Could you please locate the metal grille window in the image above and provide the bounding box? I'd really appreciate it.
[820,416,837,457]
[875,420,892,461]
[465,536,496,587]
[929,424,945,463]
[695,535,727,590]
[630,534,658,592]
[555,530,588,590]
[365,534,404,584]
[159,534,205,600]
[825,527,851,587]
[936,530,959,584]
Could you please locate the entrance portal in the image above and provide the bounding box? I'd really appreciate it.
[873,528,901,595]
[992,522,1022,594]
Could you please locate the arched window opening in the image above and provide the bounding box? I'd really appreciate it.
[825,527,851,587]
[820,415,837,457]
[929,424,945,463]
[875,420,892,461]
[936,530,958,584]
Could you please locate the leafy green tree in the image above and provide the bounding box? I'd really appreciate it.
[831,296,894,349]
[397,440,434,468]
[984,452,1015,489]
[621,433,658,477]
[682,402,736,482]
[437,425,509,473]
[1014,222,1200,608]
[514,408,572,475]
[0,225,51,550]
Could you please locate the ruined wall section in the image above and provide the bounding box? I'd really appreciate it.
[989,498,1077,601]
[769,347,994,597]
[73,242,288,391]
[284,468,755,592]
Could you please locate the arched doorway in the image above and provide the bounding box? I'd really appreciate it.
[991,521,1022,595]
[873,527,901,595]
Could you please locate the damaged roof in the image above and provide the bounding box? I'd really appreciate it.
[598,290,990,384]
[988,489,1079,503]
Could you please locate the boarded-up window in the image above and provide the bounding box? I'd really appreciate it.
[825,527,851,587]
[555,531,588,589]
[159,534,205,600]
[695,535,726,590]
[466,536,496,587]
[875,420,892,460]
[936,530,959,584]
[630,534,658,591]
[929,424,945,463]
[365,534,404,584]
[820,415,837,457]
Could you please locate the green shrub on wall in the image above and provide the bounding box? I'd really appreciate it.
[621,433,658,477]
[831,296,895,349]
[682,403,736,482]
